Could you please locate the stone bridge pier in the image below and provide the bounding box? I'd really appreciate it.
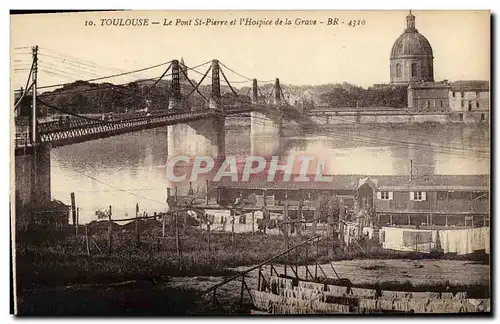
[15,143,52,207]
[165,59,226,195]
[167,116,225,158]
[250,78,285,156]
[167,59,226,159]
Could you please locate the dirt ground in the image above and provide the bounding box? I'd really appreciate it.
[165,258,490,309]
[16,259,489,315]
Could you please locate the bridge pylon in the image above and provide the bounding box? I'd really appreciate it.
[208,59,223,112]
[252,79,259,104]
[168,59,182,110]
[274,78,283,108]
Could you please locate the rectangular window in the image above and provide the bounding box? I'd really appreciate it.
[476,101,480,108]
[437,191,448,200]
[459,113,463,121]
[476,91,480,98]
[377,191,393,200]
[481,113,485,121]
[461,101,464,108]
[461,91,465,98]
[410,191,426,201]
[452,92,455,98]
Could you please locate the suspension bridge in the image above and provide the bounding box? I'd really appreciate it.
[14,46,312,155]
[13,46,311,207]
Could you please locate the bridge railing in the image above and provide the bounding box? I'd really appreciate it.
[15,106,262,147]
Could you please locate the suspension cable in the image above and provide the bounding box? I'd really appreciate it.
[143,63,172,96]
[37,99,112,124]
[265,84,276,104]
[181,65,210,102]
[219,66,240,98]
[36,60,173,91]
[218,61,274,83]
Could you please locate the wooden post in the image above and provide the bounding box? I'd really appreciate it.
[205,180,209,205]
[445,215,448,227]
[305,245,309,280]
[70,192,76,229]
[263,189,267,206]
[252,211,255,235]
[231,216,235,247]
[408,214,411,226]
[284,194,289,277]
[390,214,393,226]
[174,186,178,204]
[107,205,112,254]
[75,207,79,236]
[135,203,140,247]
[257,267,262,291]
[162,212,166,237]
[295,245,299,278]
[239,274,245,309]
[207,222,211,252]
[315,240,319,279]
[175,212,181,269]
[85,225,90,256]
[297,194,303,238]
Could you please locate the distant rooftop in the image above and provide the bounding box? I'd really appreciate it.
[214,174,490,192]
[450,80,489,92]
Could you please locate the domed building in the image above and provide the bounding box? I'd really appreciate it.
[390,11,434,84]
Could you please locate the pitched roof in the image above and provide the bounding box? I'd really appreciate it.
[450,80,489,92]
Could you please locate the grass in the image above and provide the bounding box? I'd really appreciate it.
[14,221,491,315]
[15,221,489,289]
[15,223,314,289]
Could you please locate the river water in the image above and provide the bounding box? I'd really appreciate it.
[51,123,489,224]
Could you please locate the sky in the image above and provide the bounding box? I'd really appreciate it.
[10,10,490,91]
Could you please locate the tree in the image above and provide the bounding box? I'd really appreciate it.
[312,193,340,234]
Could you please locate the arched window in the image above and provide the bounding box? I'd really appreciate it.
[411,63,418,77]
[396,63,402,77]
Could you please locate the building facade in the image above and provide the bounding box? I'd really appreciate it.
[407,81,451,110]
[357,176,490,227]
[214,174,489,228]
[449,80,490,112]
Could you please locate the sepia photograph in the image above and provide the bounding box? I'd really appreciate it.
[10,9,491,315]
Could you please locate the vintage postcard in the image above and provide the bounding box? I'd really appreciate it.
[10,10,491,315]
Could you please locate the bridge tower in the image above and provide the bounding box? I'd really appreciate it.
[250,77,285,156]
[167,59,226,186]
[252,79,259,104]
[168,59,182,110]
[15,45,52,207]
[208,59,223,112]
[274,78,282,107]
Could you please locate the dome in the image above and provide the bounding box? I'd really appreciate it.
[390,31,433,58]
[389,12,435,84]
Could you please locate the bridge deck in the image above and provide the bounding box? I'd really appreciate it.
[14,104,301,155]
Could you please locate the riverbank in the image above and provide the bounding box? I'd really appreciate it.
[14,223,490,314]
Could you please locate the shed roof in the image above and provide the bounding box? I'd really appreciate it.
[213,174,489,192]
